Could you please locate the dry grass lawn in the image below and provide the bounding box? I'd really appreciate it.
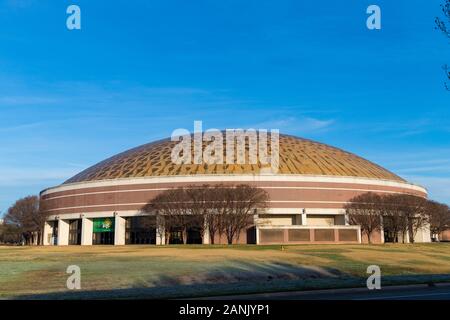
[1,243,449,299]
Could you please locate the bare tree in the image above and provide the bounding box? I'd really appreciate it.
[145,184,268,245]
[143,189,181,244]
[185,185,212,243]
[4,196,45,245]
[378,194,431,243]
[377,194,407,243]
[207,184,231,244]
[146,187,201,244]
[168,188,194,244]
[436,0,450,38]
[344,192,383,244]
[221,184,269,245]
[396,195,429,243]
[346,191,441,244]
[427,200,450,240]
[435,0,450,90]
[0,223,22,244]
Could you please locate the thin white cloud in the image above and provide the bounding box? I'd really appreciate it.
[5,0,35,9]
[340,118,448,137]
[140,87,211,95]
[368,149,450,172]
[0,121,44,132]
[0,96,58,106]
[250,116,334,134]
[354,148,450,204]
[396,165,450,174]
[404,176,450,205]
[0,167,79,186]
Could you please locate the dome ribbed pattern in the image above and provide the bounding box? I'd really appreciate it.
[64,134,404,184]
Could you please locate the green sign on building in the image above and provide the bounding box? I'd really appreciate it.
[93,218,115,233]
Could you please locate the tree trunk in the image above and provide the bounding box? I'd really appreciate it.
[24,233,30,245]
[367,231,372,244]
[165,232,170,245]
[408,225,415,244]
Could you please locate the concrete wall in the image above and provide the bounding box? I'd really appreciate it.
[258,226,361,244]
[360,230,383,244]
[40,175,427,216]
[414,222,431,243]
[40,175,430,246]
[212,228,250,244]
[440,230,450,241]
[258,214,296,226]
[307,215,336,226]
[44,210,437,245]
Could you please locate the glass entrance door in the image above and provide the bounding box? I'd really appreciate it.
[92,231,114,244]
[68,219,81,245]
[92,218,115,245]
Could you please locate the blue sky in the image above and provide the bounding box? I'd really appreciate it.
[0,0,449,212]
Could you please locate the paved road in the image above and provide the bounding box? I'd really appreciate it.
[203,283,450,300]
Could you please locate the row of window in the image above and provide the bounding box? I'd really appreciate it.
[61,217,204,245]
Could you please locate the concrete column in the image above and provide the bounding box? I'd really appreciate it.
[423,222,431,243]
[379,216,385,243]
[81,217,93,245]
[334,229,339,242]
[156,215,165,245]
[203,218,210,244]
[114,215,126,245]
[43,221,54,246]
[301,211,307,225]
[414,222,431,243]
[253,212,260,245]
[57,219,69,246]
[357,227,362,243]
[310,227,315,242]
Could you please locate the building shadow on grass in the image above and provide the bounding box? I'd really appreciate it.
[13,260,450,300]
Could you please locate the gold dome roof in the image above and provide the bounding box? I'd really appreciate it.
[64,134,404,184]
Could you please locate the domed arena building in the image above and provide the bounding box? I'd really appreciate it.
[40,133,430,246]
